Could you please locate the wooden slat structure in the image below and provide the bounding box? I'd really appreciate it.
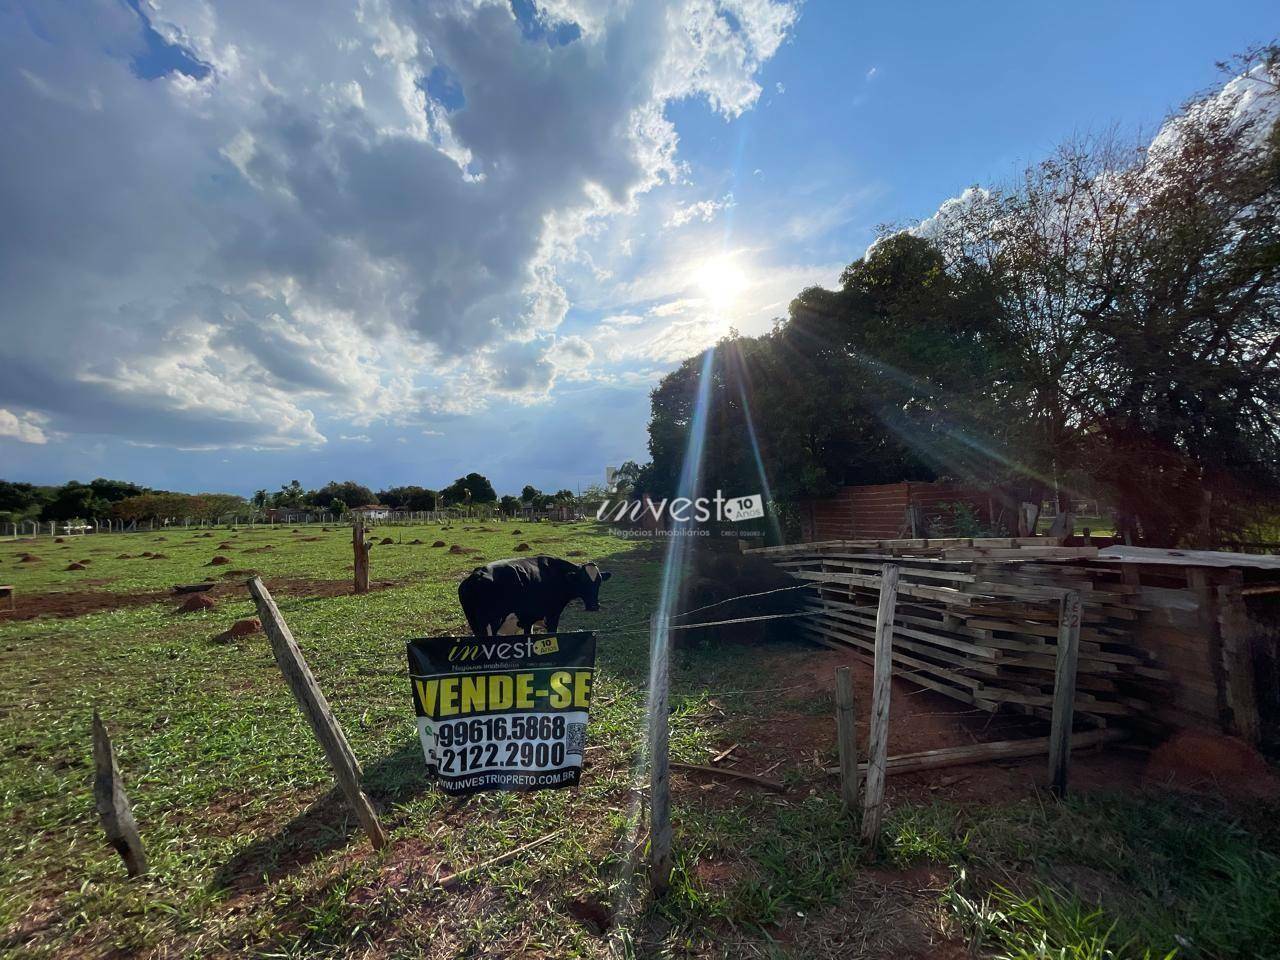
[751,537,1280,748]
[750,538,1165,727]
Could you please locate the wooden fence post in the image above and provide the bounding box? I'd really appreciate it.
[1048,590,1082,796]
[92,711,147,877]
[353,520,370,594]
[648,613,673,893]
[861,563,899,848]
[247,577,387,849]
[834,666,859,811]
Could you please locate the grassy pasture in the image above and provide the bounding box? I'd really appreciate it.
[1,522,1278,958]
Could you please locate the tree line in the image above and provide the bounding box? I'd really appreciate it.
[1,473,586,524]
[639,46,1280,547]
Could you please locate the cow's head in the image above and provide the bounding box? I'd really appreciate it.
[574,561,612,611]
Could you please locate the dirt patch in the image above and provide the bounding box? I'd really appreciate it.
[514,542,531,552]
[213,617,262,644]
[244,545,274,553]
[208,556,232,566]
[432,540,446,547]
[409,539,423,545]
[300,536,322,542]
[64,563,87,571]
[217,542,235,549]
[18,555,41,563]
[1144,730,1280,799]
[148,553,169,560]
[567,550,587,557]
[565,897,612,936]
[449,545,469,554]
[0,588,171,621]
[380,537,394,545]
[177,594,217,613]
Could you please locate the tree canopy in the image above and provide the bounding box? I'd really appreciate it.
[643,53,1280,546]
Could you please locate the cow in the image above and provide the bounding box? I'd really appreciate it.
[457,555,612,638]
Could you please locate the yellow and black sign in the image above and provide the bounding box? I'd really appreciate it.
[407,632,596,795]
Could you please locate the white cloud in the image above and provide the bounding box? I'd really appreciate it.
[0,409,50,445]
[340,434,373,442]
[665,193,736,228]
[0,0,799,449]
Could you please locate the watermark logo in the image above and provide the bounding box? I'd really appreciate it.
[723,494,764,522]
[595,490,764,525]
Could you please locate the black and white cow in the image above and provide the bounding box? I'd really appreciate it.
[457,555,612,638]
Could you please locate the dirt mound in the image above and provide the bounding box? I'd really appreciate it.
[213,617,262,644]
[148,553,169,560]
[140,551,153,558]
[220,569,254,578]
[65,562,87,571]
[567,550,587,557]
[470,554,485,560]
[432,540,447,548]
[116,554,132,560]
[513,542,531,552]
[1144,731,1280,798]
[409,538,423,545]
[77,559,91,565]
[18,555,41,563]
[54,537,65,543]
[245,545,274,553]
[300,536,321,542]
[217,542,235,549]
[208,556,232,566]
[512,529,522,534]
[380,537,394,545]
[178,594,217,613]
[449,545,468,554]
[197,532,213,538]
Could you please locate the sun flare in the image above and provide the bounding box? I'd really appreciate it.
[695,256,747,308]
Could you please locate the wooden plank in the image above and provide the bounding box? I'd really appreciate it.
[92,711,147,877]
[1217,583,1260,745]
[247,577,386,849]
[862,564,898,848]
[1048,590,1083,796]
[353,521,370,594]
[671,762,785,792]
[834,666,859,811]
[648,614,673,893]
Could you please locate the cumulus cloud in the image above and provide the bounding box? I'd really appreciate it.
[0,0,798,449]
[0,409,51,445]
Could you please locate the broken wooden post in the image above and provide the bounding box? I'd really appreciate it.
[648,613,673,893]
[861,563,899,848]
[92,711,147,877]
[1048,589,1082,796]
[353,520,370,594]
[247,577,387,849]
[834,666,859,811]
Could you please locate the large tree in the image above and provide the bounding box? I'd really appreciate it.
[441,473,497,505]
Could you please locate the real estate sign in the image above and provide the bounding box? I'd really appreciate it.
[407,632,596,795]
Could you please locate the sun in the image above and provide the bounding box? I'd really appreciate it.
[695,255,747,309]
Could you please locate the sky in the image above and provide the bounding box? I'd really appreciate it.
[0,0,1274,498]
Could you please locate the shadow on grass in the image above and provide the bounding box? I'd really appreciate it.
[209,738,428,893]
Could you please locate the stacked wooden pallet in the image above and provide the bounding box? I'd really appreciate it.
[748,538,1167,725]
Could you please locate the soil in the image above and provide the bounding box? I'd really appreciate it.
[64,563,86,571]
[213,617,262,643]
[432,541,447,547]
[449,545,468,554]
[0,576,394,622]
[514,543,531,552]
[1143,730,1280,799]
[177,594,217,613]
[687,643,1149,808]
[567,550,587,557]
[209,556,232,565]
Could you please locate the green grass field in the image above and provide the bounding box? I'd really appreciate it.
[1,522,1277,958]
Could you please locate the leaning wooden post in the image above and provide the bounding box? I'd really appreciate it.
[92,711,147,877]
[1048,589,1082,797]
[353,520,369,594]
[247,577,387,849]
[648,613,673,893]
[861,563,899,848]
[834,666,859,811]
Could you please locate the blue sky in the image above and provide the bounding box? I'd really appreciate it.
[0,0,1272,498]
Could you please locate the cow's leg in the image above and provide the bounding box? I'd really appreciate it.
[544,612,561,633]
